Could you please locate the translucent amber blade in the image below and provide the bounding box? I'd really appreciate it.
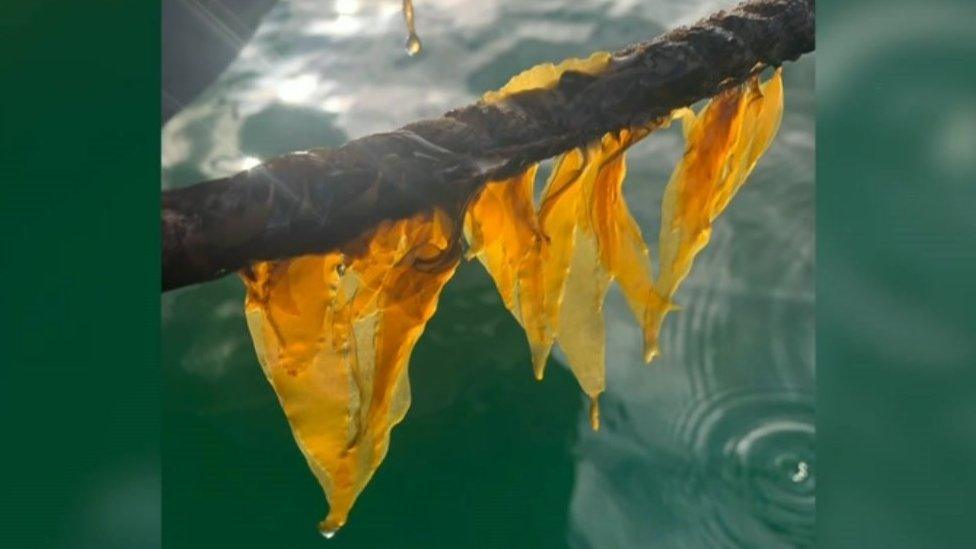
[464,166,552,378]
[482,51,611,104]
[242,211,459,535]
[468,128,670,418]
[556,227,610,429]
[653,71,784,350]
[539,143,614,428]
[589,129,669,362]
[538,148,588,379]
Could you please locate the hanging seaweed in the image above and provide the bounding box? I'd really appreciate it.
[239,55,784,533]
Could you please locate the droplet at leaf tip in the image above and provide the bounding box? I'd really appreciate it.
[318,516,343,539]
[589,396,601,431]
[530,344,550,380]
[643,345,660,364]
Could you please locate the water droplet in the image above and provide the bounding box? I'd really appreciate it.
[318,518,343,540]
[405,33,422,56]
[402,0,421,56]
[588,396,601,431]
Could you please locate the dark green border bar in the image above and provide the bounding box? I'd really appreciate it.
[818,0,976,546]
[0,2,160,548]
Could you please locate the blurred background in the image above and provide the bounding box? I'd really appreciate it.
[161,0,814,547]
[817,0,976,546]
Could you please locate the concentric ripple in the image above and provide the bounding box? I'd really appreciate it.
[670,389,815,548]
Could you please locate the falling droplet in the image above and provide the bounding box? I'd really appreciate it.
[402,0,422,56]
[405,33,422,56]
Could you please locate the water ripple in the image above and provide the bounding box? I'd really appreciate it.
[670,389,815,548]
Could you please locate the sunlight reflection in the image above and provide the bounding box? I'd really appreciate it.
[335,0,360,15]
[240,156,262,170]
[308,15,364,36]
[276,74,318,103]
[321,95,355,113]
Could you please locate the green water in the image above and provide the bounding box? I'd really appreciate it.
[162,1,814,547]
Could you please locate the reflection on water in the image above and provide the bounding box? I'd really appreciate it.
[671,390,814,547]
[162,0,813,547]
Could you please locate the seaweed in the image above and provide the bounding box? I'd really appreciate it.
[240,59,784,534]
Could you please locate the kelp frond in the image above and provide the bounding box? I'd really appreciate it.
[482,51,612,103]
[241,211,459,534]
[240,57,785,533]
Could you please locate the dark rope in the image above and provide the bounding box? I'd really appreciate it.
[162,0,814,291]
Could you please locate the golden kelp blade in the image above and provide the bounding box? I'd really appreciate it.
[588,129,670,362]
[467,145,613,422]
[467,71,782,425]
[474,50,643,416]
[482,51,611,103]
[467,127,671,428]
[651,70,785,350]
[541,130,672,428]
[464,165,552,378]
[542,144,613,429]
[241,211,458,535]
